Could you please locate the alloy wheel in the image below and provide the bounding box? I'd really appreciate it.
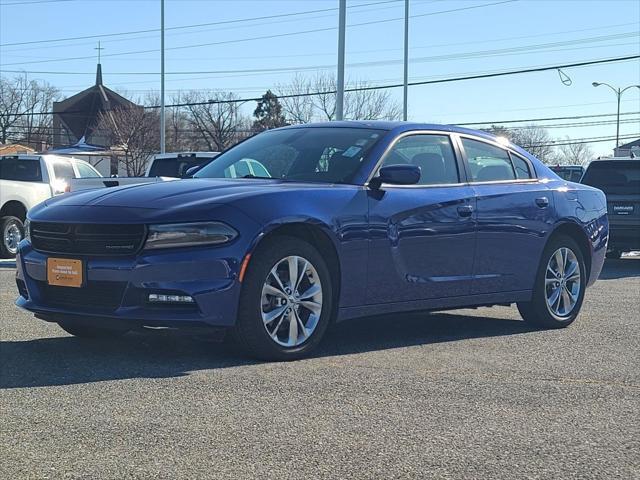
[545,247,581,317]
[3,222,22,255]
[261,255,323,347]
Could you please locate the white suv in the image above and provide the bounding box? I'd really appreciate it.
[0,154,101,257]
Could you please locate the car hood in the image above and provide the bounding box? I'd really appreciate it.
[44,178,290,210]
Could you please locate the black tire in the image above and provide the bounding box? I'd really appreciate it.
[59,321,128,339]
[0,216,24,259]
[605,249,622,260]
[233,236,334,361]
[517,235,586,329]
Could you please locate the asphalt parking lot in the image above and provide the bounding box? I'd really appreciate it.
[1,258,638,479]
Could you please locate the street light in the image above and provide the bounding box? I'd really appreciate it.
[591,81,640,148]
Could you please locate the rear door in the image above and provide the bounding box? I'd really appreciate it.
[457,135,554,294]
[366,132,476,303]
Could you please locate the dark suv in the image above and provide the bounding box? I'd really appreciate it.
[581,158,640,258]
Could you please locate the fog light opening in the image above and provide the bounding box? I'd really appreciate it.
[148,294,195,304]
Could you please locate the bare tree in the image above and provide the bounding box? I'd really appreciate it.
[558,139,593,165]
[96,106,159,176]
[277,74,314,125]
[0,74,59,147]
[181,91,247,151]
[509,126,557,163]
[277,73,401,123]
[485,124,557,163]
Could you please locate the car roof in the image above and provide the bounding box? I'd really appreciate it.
[275,120,504,142]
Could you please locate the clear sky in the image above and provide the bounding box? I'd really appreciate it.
[1,0,638,156]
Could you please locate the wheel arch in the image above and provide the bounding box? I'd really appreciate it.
[246,220,342,316]
[547,221,592,280]
[0,200,28,221]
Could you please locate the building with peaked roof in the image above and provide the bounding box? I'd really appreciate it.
[614,139,640,158]
[0,143,36,155]
[52,64,137,148]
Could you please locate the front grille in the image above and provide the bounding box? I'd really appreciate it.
[37,281,127,311]
[31,222,146,256]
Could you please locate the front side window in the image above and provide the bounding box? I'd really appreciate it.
[0,158,42,182]
[380,134,459,185]
[195,127,384,184]
[462,138,516,182]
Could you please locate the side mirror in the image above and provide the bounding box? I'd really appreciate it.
[371,164,420,189]
[184,165,201,178]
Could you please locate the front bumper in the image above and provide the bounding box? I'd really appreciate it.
[15,241,243,328]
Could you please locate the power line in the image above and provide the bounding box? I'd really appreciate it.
[0,0,518,65]
[0,0,403,47]
[3,55,639,118]
[4,32,636,75]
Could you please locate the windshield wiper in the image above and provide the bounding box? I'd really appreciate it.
[243,174,274,179]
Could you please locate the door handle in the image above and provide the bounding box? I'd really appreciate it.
[535,197,549,208]
[457,205,474,217]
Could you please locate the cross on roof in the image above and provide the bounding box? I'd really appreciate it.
[94,41,104,64]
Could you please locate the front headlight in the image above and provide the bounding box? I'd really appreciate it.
[144,222,238,250]
[23,218,31,242]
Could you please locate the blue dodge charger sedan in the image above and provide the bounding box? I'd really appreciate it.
[16,122,608,360]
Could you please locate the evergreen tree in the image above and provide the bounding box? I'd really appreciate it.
[252,90,287,132]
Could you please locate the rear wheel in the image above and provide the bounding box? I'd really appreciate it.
[517,235,586,328]
[233,236,334,360]
[1,216,24,258]
[59,321,128,338]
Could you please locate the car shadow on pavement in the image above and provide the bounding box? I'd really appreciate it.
[598,257,640,280]
[0,311,538,389]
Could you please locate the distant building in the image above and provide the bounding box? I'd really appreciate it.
[614,138,640,157]
[52,64,137,148]
[0,143,36,155]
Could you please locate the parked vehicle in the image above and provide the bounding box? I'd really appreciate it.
[16,122,608,360]
[549,164,585,182]
[69,152,221,192]
[0,154,101,257]
[581,157,639,259]
[146,152,220,178]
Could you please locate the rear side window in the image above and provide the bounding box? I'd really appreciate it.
[582,161,640,194]
[52,161,76,181]
[510,153,533,179]
[0,158,43,182]
[76,162,100,178]
[462,138,515,182]
[381,134,459,185]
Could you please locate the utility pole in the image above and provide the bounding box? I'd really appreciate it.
[336,0,346,121]
[160,0,166,153]
[403,0,409,121]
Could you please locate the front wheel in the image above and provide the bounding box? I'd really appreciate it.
[233,236,334,361]
[517,235,586,328]
[1,216,24,258]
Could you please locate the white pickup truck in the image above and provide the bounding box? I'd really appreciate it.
[0,154,102,257]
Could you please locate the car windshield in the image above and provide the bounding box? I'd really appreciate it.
[194,127,384,183]
[581,161,640,195]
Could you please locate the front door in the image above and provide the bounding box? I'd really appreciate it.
[366,133,476,304]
